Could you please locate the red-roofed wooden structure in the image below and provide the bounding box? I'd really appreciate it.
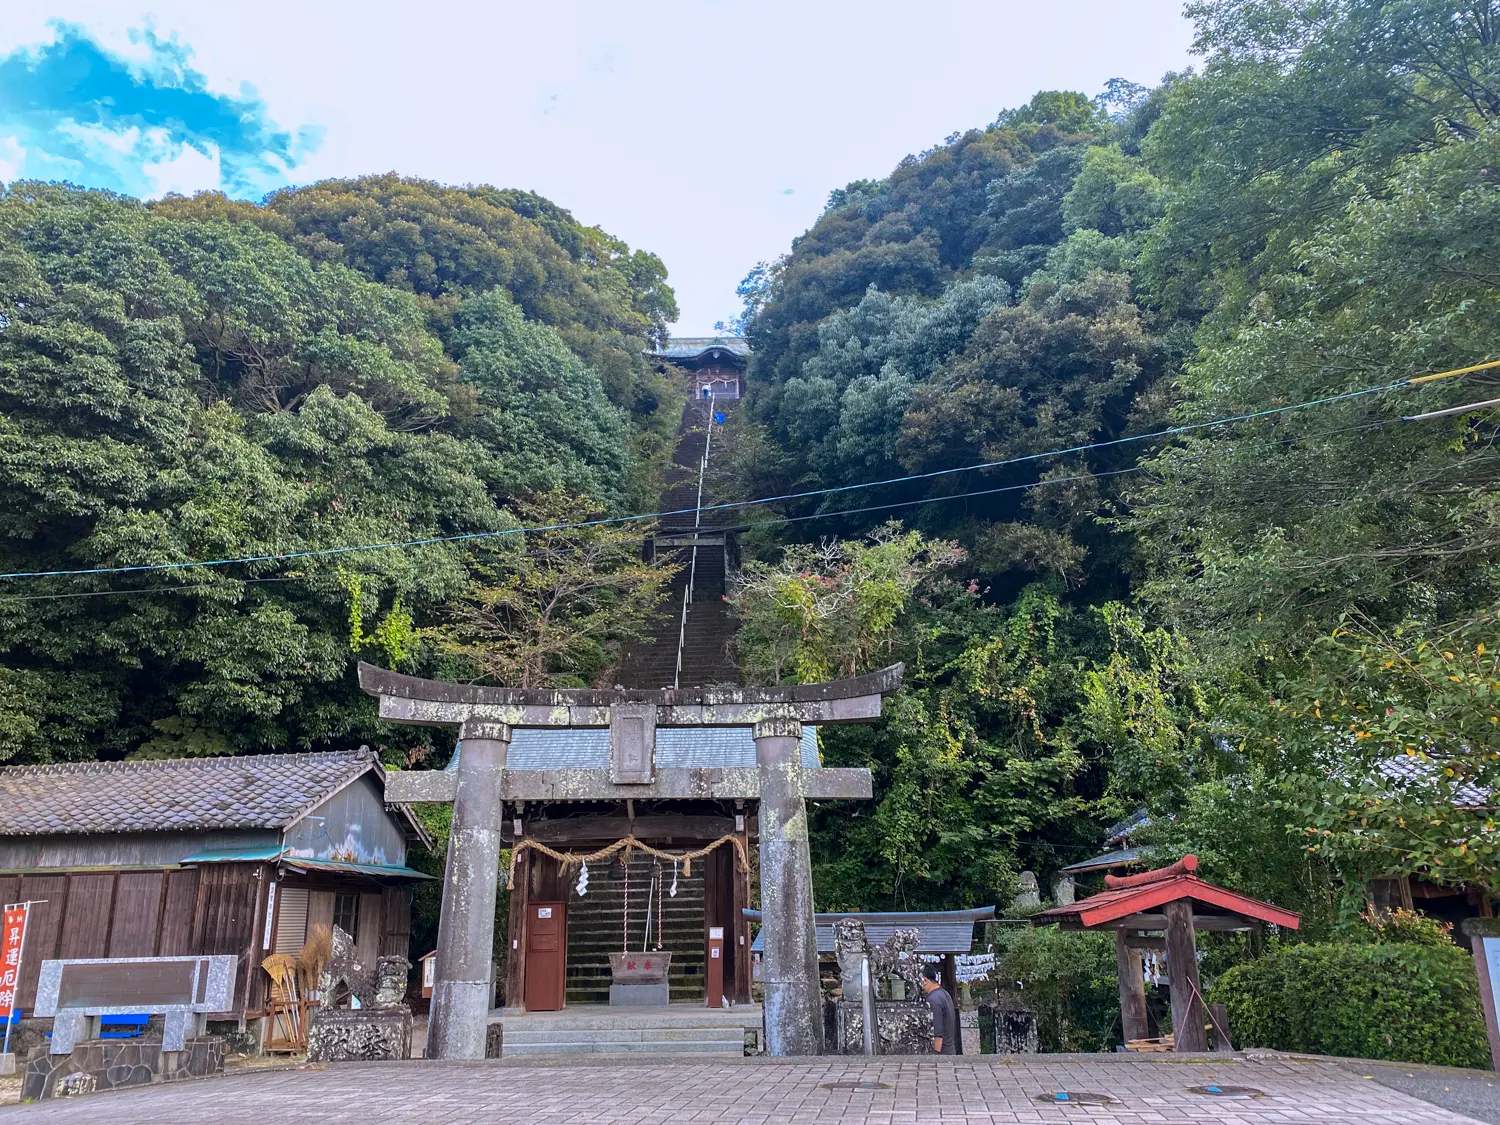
[1032,854,1300,1052]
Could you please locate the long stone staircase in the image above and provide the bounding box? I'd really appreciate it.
[616,395,739,689]
[495,390,759,1059]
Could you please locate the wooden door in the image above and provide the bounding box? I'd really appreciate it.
[524,901,566,1012]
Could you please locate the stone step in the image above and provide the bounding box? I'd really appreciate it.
[505,1027,744,1045]
[501,1040,744,1057]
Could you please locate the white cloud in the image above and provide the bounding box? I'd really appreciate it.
[0,136,25,183]
[141,136,222,198]
[55,119,145,156]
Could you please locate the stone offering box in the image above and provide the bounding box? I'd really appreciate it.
[35,955,238,1055]
[608,952,672,1007]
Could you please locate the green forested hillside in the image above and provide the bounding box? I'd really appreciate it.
[734,0,1500,923]
[0,178,675,763]
[3,0,1498,945]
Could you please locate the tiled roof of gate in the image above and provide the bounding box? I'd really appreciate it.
[644,336,751,360]
[501,725,821,770]
[0,749,379,835]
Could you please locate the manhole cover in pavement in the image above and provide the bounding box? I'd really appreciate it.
[1187,1084,1265,1099]
[1035,1091,1117,1105]
[822,1080,891,1090]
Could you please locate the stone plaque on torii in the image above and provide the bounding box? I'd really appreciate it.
[359,661,904,1059]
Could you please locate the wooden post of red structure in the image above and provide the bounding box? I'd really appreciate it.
[1162,899,1207,1052]
[1114,930,1149,1043]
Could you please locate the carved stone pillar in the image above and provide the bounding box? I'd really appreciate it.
[427,719,510,1060]
[754,717,822,1056]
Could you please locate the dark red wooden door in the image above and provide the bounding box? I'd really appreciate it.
[524,902,565,1012]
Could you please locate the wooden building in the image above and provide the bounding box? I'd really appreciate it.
[645,336,749,399]
[493,725,803,1010]
[0,748,432,1035]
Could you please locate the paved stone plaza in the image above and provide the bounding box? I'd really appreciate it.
[3,1053,1494,1124]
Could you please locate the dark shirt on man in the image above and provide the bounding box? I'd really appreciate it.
[926,984,957,1054]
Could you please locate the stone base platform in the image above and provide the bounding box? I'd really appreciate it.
[826,999,934,1055]
[608,982,669,1007]
[21,1036,224,1100]
[491,1002,760,1057]
[307,1007,413,1063]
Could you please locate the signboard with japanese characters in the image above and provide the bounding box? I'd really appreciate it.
[1,903,30,1020]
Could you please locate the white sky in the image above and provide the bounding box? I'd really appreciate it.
[1,1,1196,334]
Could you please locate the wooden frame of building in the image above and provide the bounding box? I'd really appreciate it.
[645,337,749,400]
[0,749,432,1039]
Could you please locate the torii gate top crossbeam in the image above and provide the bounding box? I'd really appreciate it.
[357,661,904,729]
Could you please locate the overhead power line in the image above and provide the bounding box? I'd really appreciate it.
[0,418,1398,605]
[1402,396,1500,422]
[0,360,1483,584]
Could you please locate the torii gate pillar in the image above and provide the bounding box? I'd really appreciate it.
[427,719,510,1060]
[753,718,822,1055]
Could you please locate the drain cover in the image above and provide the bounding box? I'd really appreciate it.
[1187,1084,1264,1099]
[822,1080,891,1090]
[1035,1091,1116,1105]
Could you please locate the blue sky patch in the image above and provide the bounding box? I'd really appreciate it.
[0,22,320,199]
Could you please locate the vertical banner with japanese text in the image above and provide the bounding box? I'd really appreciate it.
[0,904,30,1021]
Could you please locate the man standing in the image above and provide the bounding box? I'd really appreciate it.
[920,962,957,1054]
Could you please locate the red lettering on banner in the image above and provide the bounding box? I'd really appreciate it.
[0,905,29,1019]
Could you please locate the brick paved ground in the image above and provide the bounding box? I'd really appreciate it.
[4,1053,1490,1124]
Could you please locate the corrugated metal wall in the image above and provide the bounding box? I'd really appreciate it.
[273,887,310,953]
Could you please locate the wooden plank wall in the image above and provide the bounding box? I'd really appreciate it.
[3,866,417,1017]
[0,866,261,1016]
[157,869,202,956]
[380,886,413,960]
[109,871,164,957]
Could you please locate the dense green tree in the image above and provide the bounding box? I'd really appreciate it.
[0,180,661,763]
[429,491,678,689]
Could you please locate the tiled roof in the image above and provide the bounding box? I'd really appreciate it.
[502,726,821,770]
[645,336,751,360]
[751,908,996,954]
[0,750,379,836]
[1377,754,1489,806]
[1058,846,1150,875]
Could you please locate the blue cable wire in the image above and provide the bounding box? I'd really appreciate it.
[0,379,1409,582]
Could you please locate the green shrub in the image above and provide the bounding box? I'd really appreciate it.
[1209,939,1489,1068]
[992,925,1119,1052]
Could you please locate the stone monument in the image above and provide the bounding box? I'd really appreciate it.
[828,919,934,1054]
[305,927,413,1062]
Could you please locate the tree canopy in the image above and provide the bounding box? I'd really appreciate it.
[0,177,678,764]
[730,0,1500,926]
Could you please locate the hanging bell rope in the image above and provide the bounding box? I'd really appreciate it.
[507,832,749,888]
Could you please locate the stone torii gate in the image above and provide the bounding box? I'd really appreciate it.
[362,661,904,1059]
